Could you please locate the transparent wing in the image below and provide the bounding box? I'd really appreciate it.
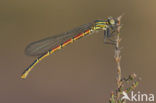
[25,23,94,57]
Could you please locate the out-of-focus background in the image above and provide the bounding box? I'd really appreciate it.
[0,0,155,103]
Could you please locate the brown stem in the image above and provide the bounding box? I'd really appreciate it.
[114,33,122,102]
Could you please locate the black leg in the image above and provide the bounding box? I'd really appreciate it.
[104,28,116,45]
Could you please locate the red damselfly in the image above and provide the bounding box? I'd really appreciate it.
[21,16,122,79]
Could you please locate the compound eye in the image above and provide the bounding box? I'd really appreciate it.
[109,19,115,25]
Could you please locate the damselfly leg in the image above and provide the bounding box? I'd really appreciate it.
[104,28,117,45]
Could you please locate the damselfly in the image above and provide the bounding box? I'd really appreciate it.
[21,16,122,79]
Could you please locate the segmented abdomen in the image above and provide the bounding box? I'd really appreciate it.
[25,22,95,57]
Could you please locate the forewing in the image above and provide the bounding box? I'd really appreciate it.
[25,23,94,57]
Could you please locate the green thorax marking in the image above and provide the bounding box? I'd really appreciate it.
[93,20,108,31]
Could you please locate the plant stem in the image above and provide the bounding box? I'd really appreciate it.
[114,33,122,103]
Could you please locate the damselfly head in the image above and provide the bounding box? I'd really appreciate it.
[107,15,123,32]
[94,15,122,32]
[107,17,120,26]
[107,17,115,25]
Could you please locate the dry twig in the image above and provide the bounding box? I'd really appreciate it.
[109,15,140,103]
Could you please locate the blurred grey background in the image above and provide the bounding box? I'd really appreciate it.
[0,0,155,103]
